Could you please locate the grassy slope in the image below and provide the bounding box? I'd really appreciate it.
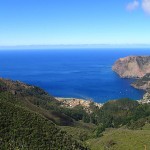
[87,125,150,150]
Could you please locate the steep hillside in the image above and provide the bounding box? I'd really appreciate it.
[131,73,150,104]
[0,91,88,150]
[0,78,90,149]
[132,73,150,91]
[0,78,75,126]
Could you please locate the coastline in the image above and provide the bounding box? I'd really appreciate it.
[55,85,150,109]
[112,55,150,104]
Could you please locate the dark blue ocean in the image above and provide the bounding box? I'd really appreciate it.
[0,48,149,103]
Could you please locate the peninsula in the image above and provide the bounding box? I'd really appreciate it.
[112,56,150,104]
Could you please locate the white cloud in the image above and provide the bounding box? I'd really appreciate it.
[126,0,139,11]
[142,0,150,14]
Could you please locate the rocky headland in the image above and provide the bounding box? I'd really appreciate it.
[112,56,150,78]
[132,73,150,104]
[131,73,150,90]
[112,56,150,104]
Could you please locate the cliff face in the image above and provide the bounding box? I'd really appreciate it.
[112,56,150,78]
[131,73,150,90]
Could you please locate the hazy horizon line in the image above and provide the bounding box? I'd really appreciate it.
[0,44,150,50]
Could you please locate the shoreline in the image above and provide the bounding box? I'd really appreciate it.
[55,90,150,109]
[55,97,103,112]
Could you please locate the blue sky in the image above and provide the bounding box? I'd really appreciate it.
[0,0,150,46]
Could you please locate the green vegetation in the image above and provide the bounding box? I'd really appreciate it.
[61,123,95,141]
[0,78,150,150]
[0,79,87,150]
[87,127,150,150]
[90,98,150,128]
[59,105,91,123]
[0,78,75,126]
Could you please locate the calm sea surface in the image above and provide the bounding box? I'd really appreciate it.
[0,48,149,103]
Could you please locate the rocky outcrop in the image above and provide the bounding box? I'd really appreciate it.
[131,73,150,90]
[132,73,150,104]
[112,56,150,78]
[112,56,150,104]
